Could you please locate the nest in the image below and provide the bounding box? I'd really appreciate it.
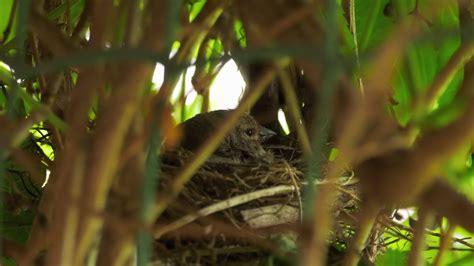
[153,142,384,265]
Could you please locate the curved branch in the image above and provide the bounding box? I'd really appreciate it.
[28,10,77,56]
[418,179,474,232]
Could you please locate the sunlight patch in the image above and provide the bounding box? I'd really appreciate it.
[278,109,290,134]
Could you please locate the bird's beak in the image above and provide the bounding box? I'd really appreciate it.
[259,126,276,142]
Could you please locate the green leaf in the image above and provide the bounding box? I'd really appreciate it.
[188,0,206,22]
[388,0,461,126]
[447,253,474,266]
[234,20,246,47]
[166,0,183,50]
[420,99,466,129]
[16,89,67,131]
[0,0,14,42]
[0,257,16,266]
[376,250,408,266]
[0,204,34,244]
[356,0,392,51]
[47,0,85,23]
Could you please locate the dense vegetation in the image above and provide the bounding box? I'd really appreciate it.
[0,0,473,265]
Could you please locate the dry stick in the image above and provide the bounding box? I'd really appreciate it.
[77,63,161,257]
[342,17,421,152]
[21,73,102,266]
[285,160,304,222]
[96,154,145,266]
[428,247,474,252]
[49,0,117,263]
[342,6,474,265]
[349,0,365,95]
[28,10,77,56]
[277,68,311,157]
[334,16,421,186]
[29,34,48,94]
[154,185,296,238]
[21,3,105,266]
[407,209,430,266]
[385,223,474,252]
[364,79,474,266]
[73,3,226,263]
[348,85,474,266]
[264,6,313,43]
[26,49,109,266]
[74,63,153,266]
[123,0,143,46]
[383,218,474,250]
[172,3,225,70]
[341,202,379,266]
[418,179,474,233]
[153,59,290,221]
[93,2,146,266]
[432,223,455,266]
[64,0,72,35]
[319,18,421,266]
[155,2,225,100]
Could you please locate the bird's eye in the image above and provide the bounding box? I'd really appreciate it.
[245,129,254,137]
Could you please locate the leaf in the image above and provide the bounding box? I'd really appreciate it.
[389,0,461,125]
[376,250,408,266]
[188,0,206,22]
[0,205,34,244]
[47,0,85,23]
[0,257,16,266]
[447,253,474,266]
[0,0,14,42]
[356,0,393,51]
[234,20,246,47]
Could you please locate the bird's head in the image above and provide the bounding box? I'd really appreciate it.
[230,114,275,163]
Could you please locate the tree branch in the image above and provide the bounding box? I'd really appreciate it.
[418,179,474,232]
[28,10,77,56]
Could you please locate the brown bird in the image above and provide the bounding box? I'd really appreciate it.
[178,110,275,163]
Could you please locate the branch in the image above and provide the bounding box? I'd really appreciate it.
[419,44,474,111]
[418,179,474,232]
[407,208,430,266]
[154,185,296,239]
[28,10,77,56]
[357,56,474,207]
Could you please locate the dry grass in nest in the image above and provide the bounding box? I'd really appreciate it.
[153,144,383,265]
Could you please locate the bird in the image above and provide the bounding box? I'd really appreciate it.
[178,110,275,163]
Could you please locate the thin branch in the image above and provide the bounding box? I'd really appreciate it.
[383,218,474,250]
[407,209,429,266]
[416,44,474,113]
[418,179,474,233]
[341,203,379,266]
[28,10,77,56]
[264,7,314,44]
[349,0,365,95]
[432,223,455,266]
[154,185,296,238]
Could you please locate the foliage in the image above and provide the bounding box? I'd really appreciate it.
[0,0,473,265]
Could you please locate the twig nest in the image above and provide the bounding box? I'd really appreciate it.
[155,141,383,265]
